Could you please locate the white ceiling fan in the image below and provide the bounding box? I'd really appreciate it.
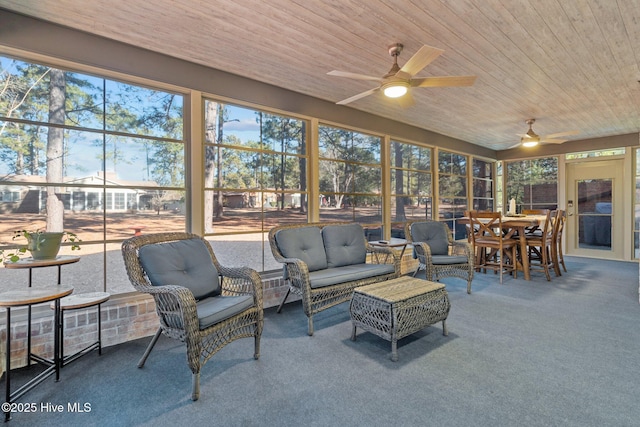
[516,119,580,147]
[327,43,476,107]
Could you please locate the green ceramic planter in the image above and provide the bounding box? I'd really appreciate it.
[27,232,64,260]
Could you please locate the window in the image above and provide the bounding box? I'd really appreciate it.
[318,125,382,240]
[438,150,468,240]
[566,148,625,160]
[203,101,308,272]
[496,161,504,213]
[635,148,640,259]
[505,157,558,212]
[0,55,185,294]
[390,140,432,238]
[472,158,494,211]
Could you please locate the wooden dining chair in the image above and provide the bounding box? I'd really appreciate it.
[552,209,568,273]
[524,209,557,281]
[466,211,518,284]
[521,209,549,236]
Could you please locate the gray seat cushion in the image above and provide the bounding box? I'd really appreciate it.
[431,255,469,265]
[275,226,328,272]
[322,223,367,268]
[410,222,449,256]
[196,295,254,329]
[138,238,220,300]
[308,264,396,288]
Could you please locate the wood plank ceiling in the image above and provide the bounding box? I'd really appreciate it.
[1,0,639,151]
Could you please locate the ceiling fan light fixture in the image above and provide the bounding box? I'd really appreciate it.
[382,81,409,98]
[521,138,539,147]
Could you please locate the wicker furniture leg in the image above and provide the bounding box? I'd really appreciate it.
[276,288,291,313]
[138,327,162,368]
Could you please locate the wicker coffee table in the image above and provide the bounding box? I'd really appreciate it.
[349,276,450,361]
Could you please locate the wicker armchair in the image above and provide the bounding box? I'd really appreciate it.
[405,220,475,294]
[121,232,263,401]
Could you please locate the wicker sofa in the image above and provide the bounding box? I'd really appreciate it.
[269,222,400,335]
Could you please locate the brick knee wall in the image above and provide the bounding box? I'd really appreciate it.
[0,253,417,371]
[0,294,159,371]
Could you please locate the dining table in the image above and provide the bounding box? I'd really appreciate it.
[460,214,548,281]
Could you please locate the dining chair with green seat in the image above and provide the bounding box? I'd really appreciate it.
[466,211,518,284]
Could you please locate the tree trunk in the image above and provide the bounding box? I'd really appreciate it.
[46,69,65,232]
[215,105,225,218]
[299,124,307,213]
[394,143,406,221]
[204,101,217,232]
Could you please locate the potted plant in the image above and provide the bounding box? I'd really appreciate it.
[3,230,82,262]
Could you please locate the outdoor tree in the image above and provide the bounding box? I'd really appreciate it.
[45,69,66,232]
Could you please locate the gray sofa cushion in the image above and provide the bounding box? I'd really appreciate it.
[138,238,220,300]
[410,222,449,255]
[196,295,254,329]
[275,226,328,272]
[308,264,396,288]
[322,223,367,268]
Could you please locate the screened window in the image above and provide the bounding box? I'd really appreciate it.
[318,125,382,240]
[635,148,640,259]
[390,140,432,238]
[0,55,185,294]
[505,157,558,212]
[566,148,625,160]
[438,150,468,240]
[203,101,308,272]
[472,158,494,211]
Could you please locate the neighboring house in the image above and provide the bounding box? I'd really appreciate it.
[0,172,168,213]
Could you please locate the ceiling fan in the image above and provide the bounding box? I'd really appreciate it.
[327,43,476,106]
[517,119,580,147]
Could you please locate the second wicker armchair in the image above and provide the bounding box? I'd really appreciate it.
[405,220,475,294]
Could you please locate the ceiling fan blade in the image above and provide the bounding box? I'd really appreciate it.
[540,138,568,144]
[395,91,415,108]
[543,130,580,139]
[398,45,444,78]
[335,87,379,105]
[411,75,477,87]
[327,70,382,82]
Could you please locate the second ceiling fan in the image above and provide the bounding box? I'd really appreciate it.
[517,119,580,147]
[327,43,476,106]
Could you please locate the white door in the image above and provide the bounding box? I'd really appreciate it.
[565,160,624,260]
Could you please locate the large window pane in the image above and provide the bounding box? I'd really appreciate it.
[473,158,494,211]
[438,150,468,240]
[0,55,185,295]
[318,125,381,232]
[506,157,558,212]
[390,140,432,238]
[105,81,183,139]
[203,100,308,273]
